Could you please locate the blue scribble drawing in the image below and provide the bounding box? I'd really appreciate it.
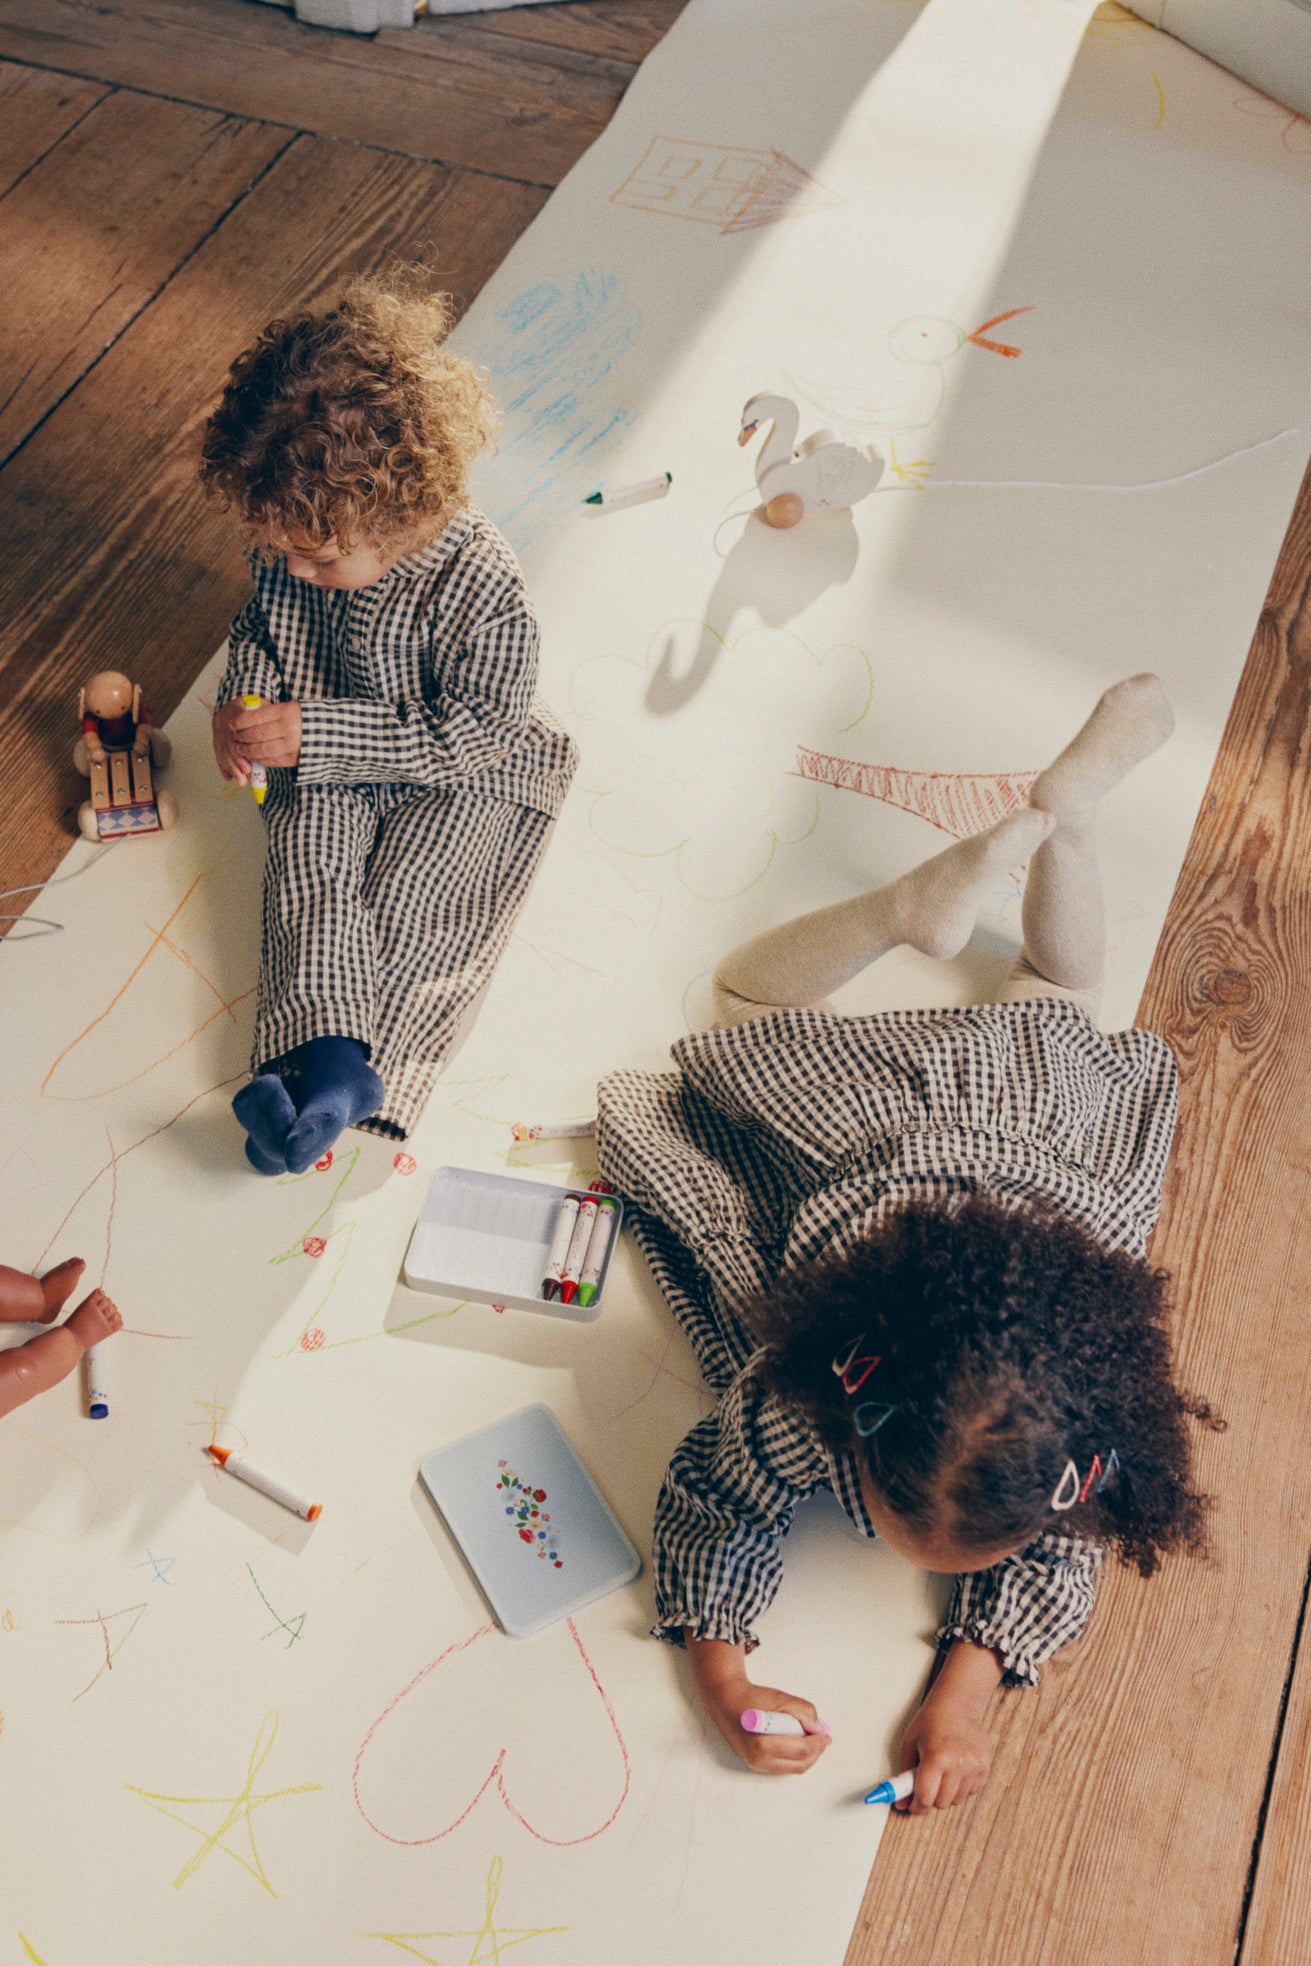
[136,1549,176,1586]
[472,269,642,553]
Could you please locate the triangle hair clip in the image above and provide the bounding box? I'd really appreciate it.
[1050,1459,1081,1511]
[853,1401,896,1438]
[831,1333,882,1396]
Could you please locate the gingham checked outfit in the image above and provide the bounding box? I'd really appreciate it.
[217,509,577,1139]
[596,997,1178,1684]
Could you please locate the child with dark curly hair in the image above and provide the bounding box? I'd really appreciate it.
[200,277,577,1170]
[597,675,1218,1810]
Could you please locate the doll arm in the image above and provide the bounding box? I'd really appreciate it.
[935,1532,1105,1687]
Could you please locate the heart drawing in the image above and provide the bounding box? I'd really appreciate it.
[352,1617,630,1847]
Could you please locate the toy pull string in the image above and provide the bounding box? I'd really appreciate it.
[0,843,118,942]
[884,426,1300,494]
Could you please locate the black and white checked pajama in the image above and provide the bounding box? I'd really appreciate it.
[596,999,1179,1683]
[217,509,577,1139]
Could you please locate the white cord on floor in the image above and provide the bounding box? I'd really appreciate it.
[0,843,119,942]
[881,426,1301,493]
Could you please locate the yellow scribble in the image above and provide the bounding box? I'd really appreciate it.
[366,1855,565,1965]
[18,1938,50,1966]
[887,437,934,488]
[125,1709,321,1895]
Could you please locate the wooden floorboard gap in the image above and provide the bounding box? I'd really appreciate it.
[0,52,600,190]
[0,122,298,475]
[1235,1547,1311,1960]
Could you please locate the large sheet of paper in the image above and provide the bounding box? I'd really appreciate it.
[2,2,1309,1960]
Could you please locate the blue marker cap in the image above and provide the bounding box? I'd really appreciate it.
[89,1399,109,1420]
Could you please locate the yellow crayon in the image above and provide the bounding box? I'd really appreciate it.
[241,694,268,805]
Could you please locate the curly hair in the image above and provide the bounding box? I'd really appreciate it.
[751,1193,1220,1577]
[198,272,497,551]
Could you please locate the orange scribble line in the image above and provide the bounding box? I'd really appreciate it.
[967,305,1033,357]
[101,1127,118,1289]
[145,922,241,1025]
[41,873,203,1094]
[35,1075,243,1269]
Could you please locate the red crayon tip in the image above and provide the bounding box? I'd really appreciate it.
[560,1280,578,1305]
[306,1503,323,1522]
[207,1443,232,1466]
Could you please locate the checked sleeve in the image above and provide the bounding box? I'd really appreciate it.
[296,590,541,790]
[215,592,286,710]
[936,1533,1105,1687]
[651,1371,831,1652]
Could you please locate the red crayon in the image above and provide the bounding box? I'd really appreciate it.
[558,1197,598,1306]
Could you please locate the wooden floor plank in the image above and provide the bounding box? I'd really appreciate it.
[0,93,288,466]
[0,135,545,909]
[0,56,106,197]
[475,0,687,65]
[1241,1574,1311,1964]
[844,461,1311,1966]
[0,0,636,185]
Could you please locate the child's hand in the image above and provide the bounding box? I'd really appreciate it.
[897,1641,1002,1813]
[708,1678,830,1774]
[684,1632,830,1775]
[230,699,302,770]
[213,701,252,785]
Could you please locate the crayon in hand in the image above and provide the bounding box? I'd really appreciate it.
[241,695,268,805]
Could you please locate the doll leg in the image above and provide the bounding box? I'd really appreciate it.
[0,1287,120,1422]
[0,1258,85,1324]
[713,806,1054,1026]
[997,674,1174,1018]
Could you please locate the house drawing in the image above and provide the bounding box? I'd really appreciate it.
[610,136,844,233]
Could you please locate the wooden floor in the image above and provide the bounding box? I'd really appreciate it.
[0,6,1308,1962]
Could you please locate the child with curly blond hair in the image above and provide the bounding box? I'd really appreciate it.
[201,277,577,1172]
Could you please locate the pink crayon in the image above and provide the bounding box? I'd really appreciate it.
[740,1709,830,1737]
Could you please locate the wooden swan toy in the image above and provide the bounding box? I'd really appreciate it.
[738,391,884,528]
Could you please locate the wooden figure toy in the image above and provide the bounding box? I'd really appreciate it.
[738,392,884,528]
[73,670,176,840]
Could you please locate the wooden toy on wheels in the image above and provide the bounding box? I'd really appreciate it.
[738,391,884,528]
[74,670,177,840]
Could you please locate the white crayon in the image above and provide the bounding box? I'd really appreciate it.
[207,1444,321,1521]
[541,1195,579,1300]
[86,1343,109,1419]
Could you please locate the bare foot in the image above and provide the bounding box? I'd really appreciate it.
[64,1289,122,1351]
[39,1256,86,1323]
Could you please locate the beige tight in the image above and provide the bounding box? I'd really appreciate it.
[712,675,1175,1030]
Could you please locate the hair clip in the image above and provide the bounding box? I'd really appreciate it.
[1052,1448,1121,1511]
[853,1401,896,1438]
[831,1334,882,1396]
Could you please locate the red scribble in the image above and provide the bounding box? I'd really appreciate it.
[315,1151,334,1172]
[300,1328,326,1352]
[352,1617,631,1847]
[795,746,1038,840]
[393,1153,417,1177]
[302,1237,326,1260]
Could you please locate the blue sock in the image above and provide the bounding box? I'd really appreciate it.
[284,1036,384,1175]
[232,1074,297,1176]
